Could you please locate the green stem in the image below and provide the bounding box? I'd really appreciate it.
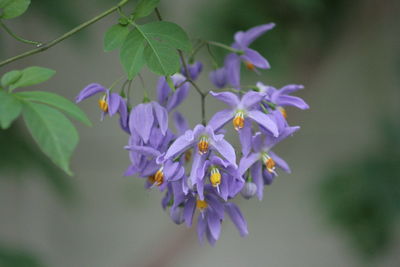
[0,20,41,46]
[206,40,243,55]
[0,0,130,68]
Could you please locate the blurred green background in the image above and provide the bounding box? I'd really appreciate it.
[1,0,399,266]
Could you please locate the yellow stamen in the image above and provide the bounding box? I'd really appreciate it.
[232,111,245,130]
[197,136,209,155]
[196,199,208,211]
[210,167,221,187]
[278,106,287,119]
[245,61,255,70]
[98,95,108,112]
[154,168,164,186]
[262,153,276,173]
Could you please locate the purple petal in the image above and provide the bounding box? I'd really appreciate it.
[240,90,265,109]
[241,48,270,69]
[108,93,121,116]
[209,68,227,88]
[234,23,275,47]
[163,130,195,161]
[205,193,225,219]
[151,102,168,135]
[251,132,263,153]
[166,83,190,111]
[209,91,240,107]
[156,77,170,106]
[224,54,241,88]
[210,138,237,167]
[277,95,309,110]
[130,103,154,143]
[269,151,291,173]
[75,83,106,103]
[208,108,234,132]
[279,84,304,95]
[197,214,207,245]
[219,173,229,201]
[184,197,196,227]
[118,98,128,128]
[207,210,221,240]
[225,202,249,236]
[238,119,252,157]
[125,145,160,157]
[190,151,207,185]
[251,161,264,200]
[247,110,278,137]
[238,152,260,175]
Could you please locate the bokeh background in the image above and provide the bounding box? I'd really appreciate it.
[1,0,400,266]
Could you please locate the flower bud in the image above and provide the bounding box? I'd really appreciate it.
[170,206,185,225]
[241,182,257,199]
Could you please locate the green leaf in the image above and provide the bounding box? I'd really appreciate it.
[9,66,56,92]
[0,90,22,129]
[103,24,130,52]
[0,0,30,19]
[140,21,191,52]
[22,102,78,176]
[1,70,22,87]
[144,41,180,75]
[15,91,92,126]
[132,0,160,19]
[120,29,146,79]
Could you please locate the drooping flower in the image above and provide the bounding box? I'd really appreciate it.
[181,61,203,80]
[195,155,244,201]
[257,82,309,119]
[161,124,236,166]
[226,23,275,87]
[238,122,299,200]
[128,101,168,144]
[75,83,128,128]
[157,73,190,112]
[209,67,227,88]
[208,90,278,136]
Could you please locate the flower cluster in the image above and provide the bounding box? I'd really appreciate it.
[76,23,308,245]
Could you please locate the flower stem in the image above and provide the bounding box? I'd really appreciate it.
[154,7,208,125]
[0,20,42,46]
[206,40,243,55]
[0,0,130,68]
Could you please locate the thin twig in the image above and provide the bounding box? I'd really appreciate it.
[0,0,129,68]
[0,20,41,46]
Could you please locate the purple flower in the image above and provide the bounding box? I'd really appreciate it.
[75,83,128,127]
[128,101,168,144]
[162,124,236,166]
[181,61,203,80]
[257,82,309,118]
[157,74,190,112]
[183,186,225,245]
[226,23,275,87]
[209,67,227,88]
[238,123,299,200]
[195,155,244,201]
[208,90,278,136]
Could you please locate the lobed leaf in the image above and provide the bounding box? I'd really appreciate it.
[0,0,30,19]
[9,66,56,92]
[22,102,79,176]
[0,90,22,129]
[15,91,92,126]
